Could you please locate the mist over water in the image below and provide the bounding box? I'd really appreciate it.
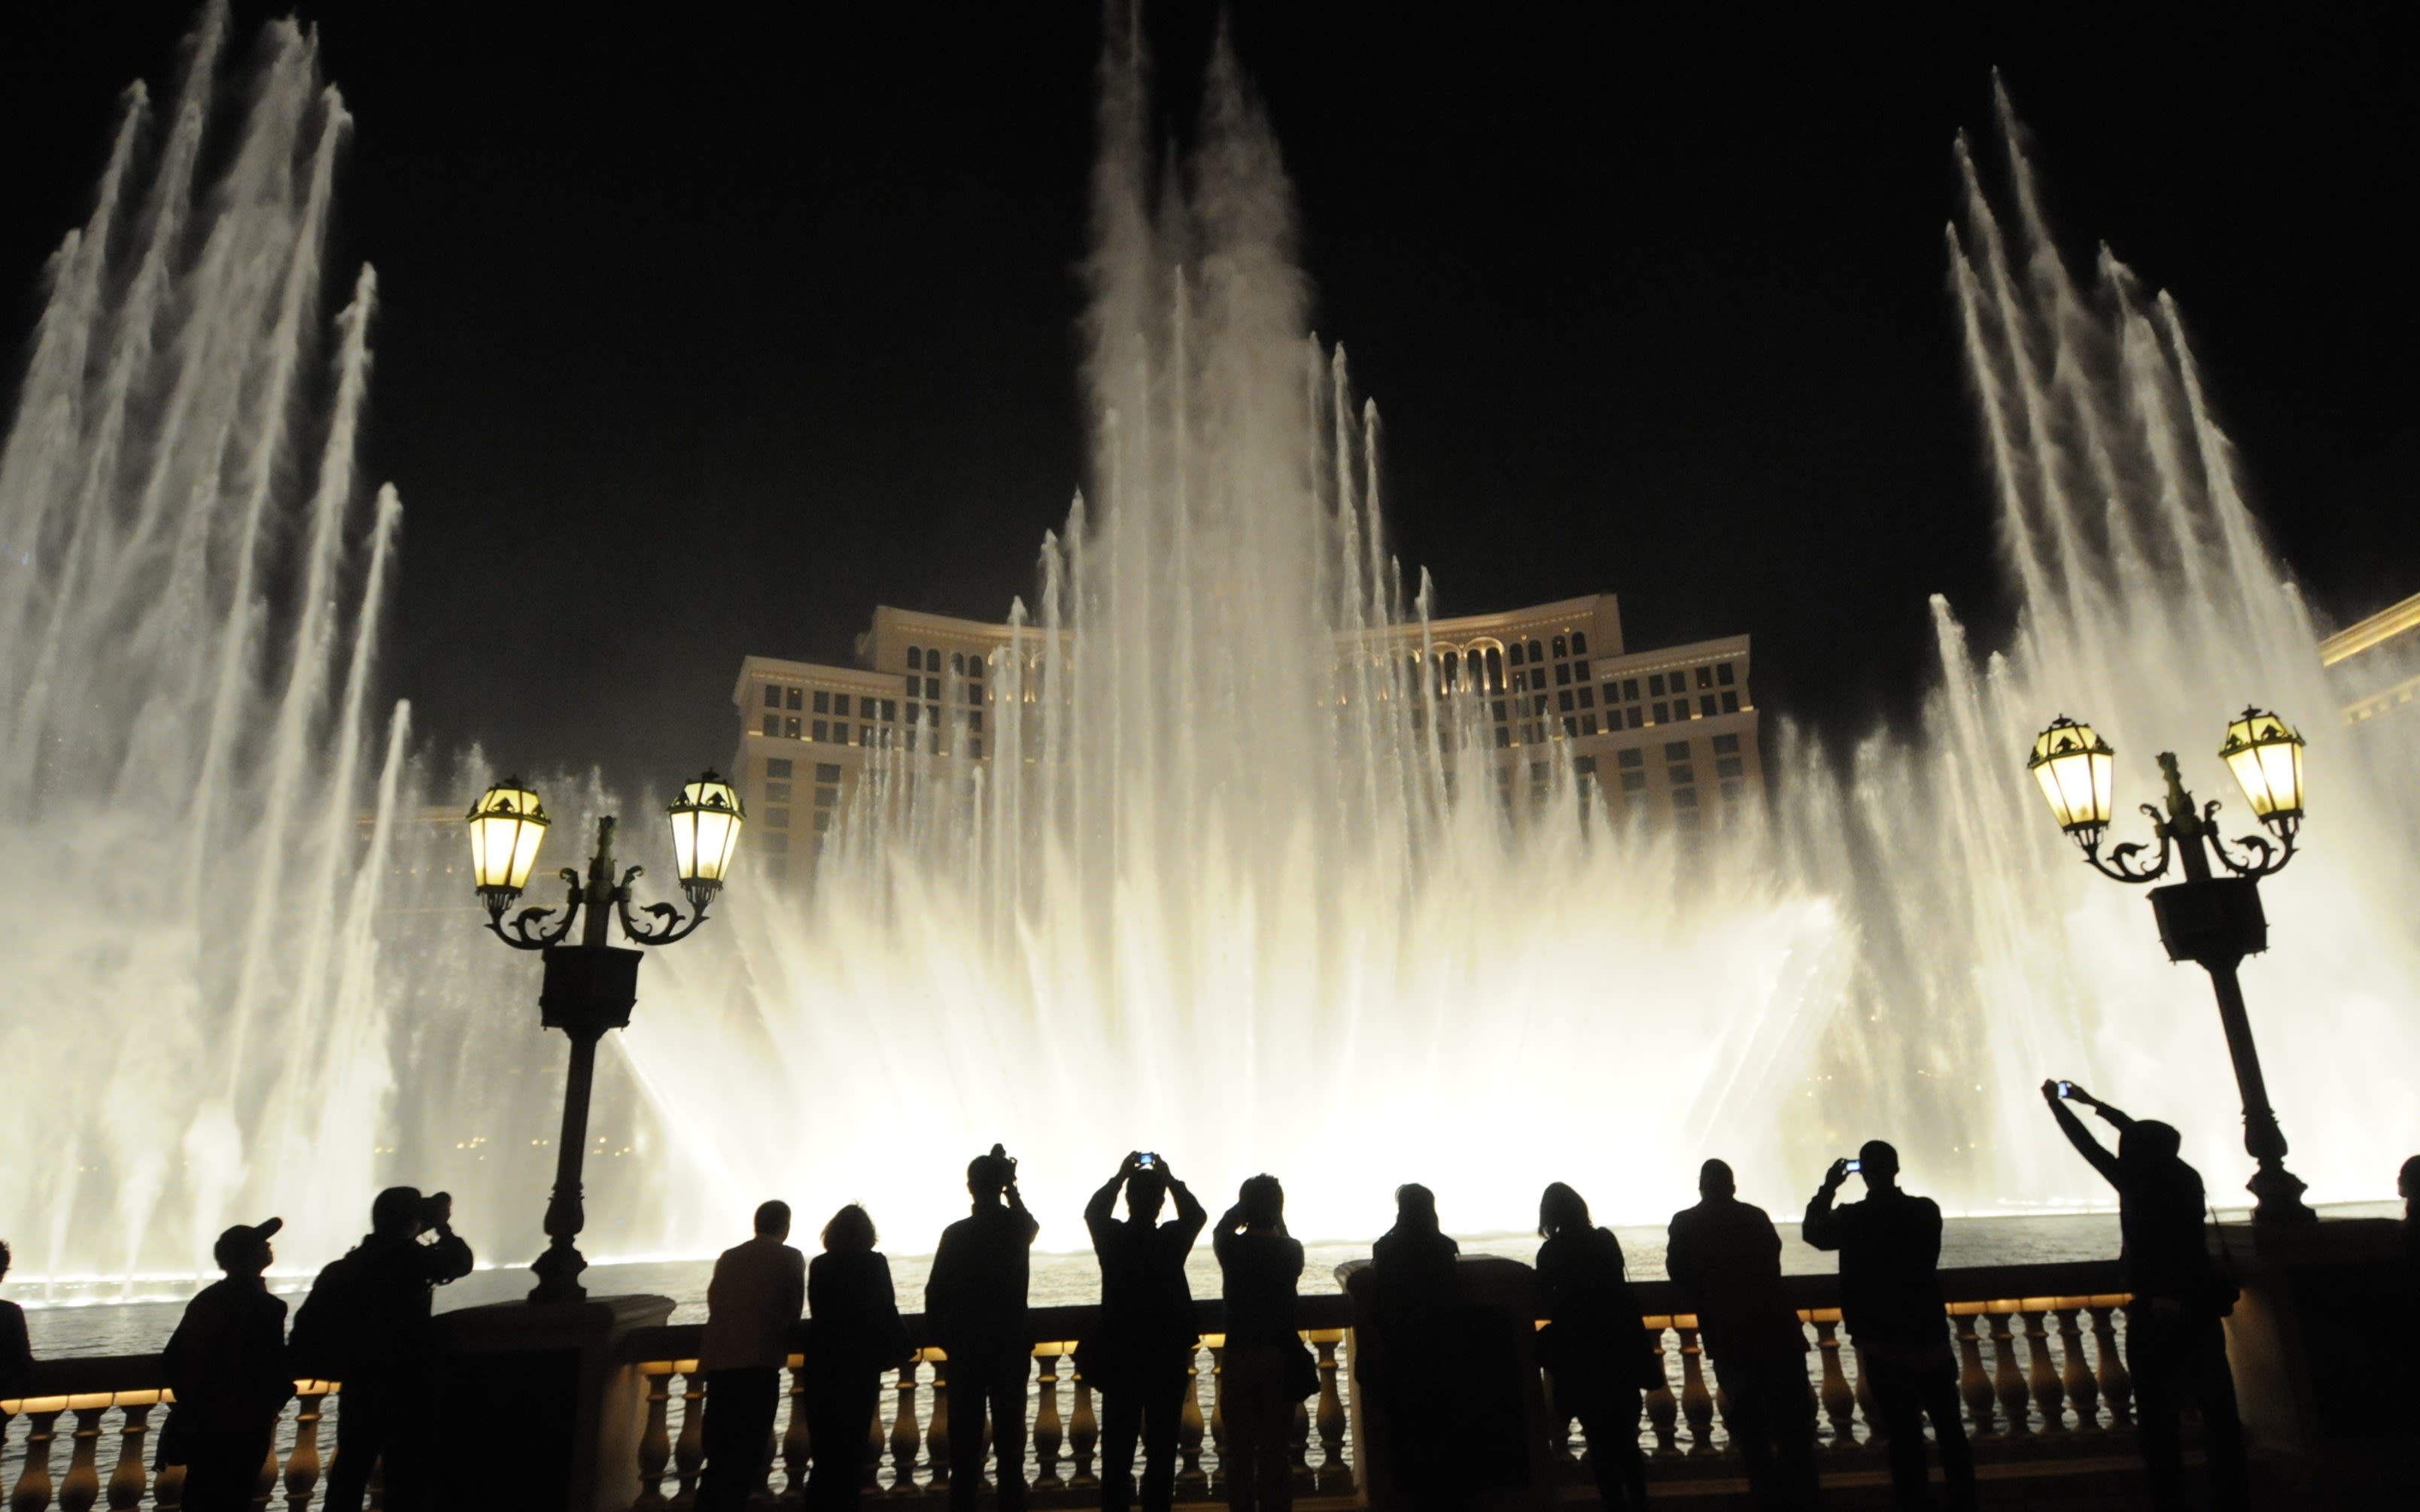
[5,16,2413,1285]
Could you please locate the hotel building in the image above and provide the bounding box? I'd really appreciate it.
[730,594,1759,883]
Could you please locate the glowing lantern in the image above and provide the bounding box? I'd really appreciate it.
[467,779,550,902]
[2220,707,2306,835]
[667,770,746,900]
[2028,715,2115,849]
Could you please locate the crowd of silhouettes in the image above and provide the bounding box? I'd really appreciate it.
[5,1115,2418,1512]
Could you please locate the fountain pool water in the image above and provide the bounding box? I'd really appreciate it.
[3,11,2415,1285]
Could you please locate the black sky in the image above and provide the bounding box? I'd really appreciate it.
[5,4,2413,794]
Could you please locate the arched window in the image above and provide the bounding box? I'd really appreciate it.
[908,646,923,671]
[1528,639,1545,663]
[1438,651,1458,691]
[1552,635,1568,659]
[1485,646,1504,692]
[1508,642,1525,666]
[952,651,966,674]
[1572,630,1589,655]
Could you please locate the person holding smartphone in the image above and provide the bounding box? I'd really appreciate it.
[1079,1152,1205,1512]
[928,1145,1041,1512]
[1802,1143,1972,1511]
[2041,1081,2247,1512]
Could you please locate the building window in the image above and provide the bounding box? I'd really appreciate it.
[1721,780,1743,803]
[1572,630,1589,654]
[1716,756,1745,779]
[1622,678,1639,701]
[1620,770,1646,791]
[1561,715,1579,737]
[1532,694,1549,716]
[765,758,794,779]
[760,829,789,852]
[1712,733,1740,754]
[1576,686,1595,709]
[1491,699,1507,722]
[762,714,778,738]
[908,646,923,671]
[1580,714,1598,736]
[786,687,804,710]
[765,806,790,829]
[1718,662,1736,685]
[1616,748,1643,770]
[954,651,968,673]
[1722,691,1741,713]
[831,722,849,743]
[1648,674,1665,697]
[1665,741,1692,761]
[880,699,897,721]
[1673,787,1700,809]
[859,697,876,718]
[777,716,797,739]
[810,721,828,741]
[1494,727,1510,748]
[813,764,839,782]
[1558,690,1575,713]
[968,684,984,705]
[763,684,780,709]
[1652,702,1668,724]
[906,730,919,752]
[813,691,831,714]
[1485,647,1504,691]
[1552,635,1568,658]
[1628,707,1644,730]
[1508,642,1525,666]
[1669,764,1695,785]
[812,812,831,833]
[1527,639,1544,662]
[1553,663,1570,687]
[1696,695,1713,718]
[1695,666,1713,690]
[1573,658,1589,681]
[970,738,984,758]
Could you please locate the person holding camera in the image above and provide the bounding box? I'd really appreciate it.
[160,1218,292,1512]
[928,1144,1041,1512]
[1802,1143,1972,1511]
[699,1201,807,1512]
[1080,1152,1205,1512]
[1215,1176,1306,1512]
[300,1186,474,1512]
[2042,1081,2247,1512]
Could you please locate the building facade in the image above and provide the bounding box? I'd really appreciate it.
[731,595,1759,882]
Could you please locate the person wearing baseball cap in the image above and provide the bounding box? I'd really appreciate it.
[160,1216,292,1512]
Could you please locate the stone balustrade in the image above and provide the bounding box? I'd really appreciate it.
[1,1260,2142,1511]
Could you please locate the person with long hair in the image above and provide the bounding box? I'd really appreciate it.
[1534,1185,1653,1512]
[1214,1176,1306,1512]
[805,1204,908,1512]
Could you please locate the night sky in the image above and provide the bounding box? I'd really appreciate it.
[5,4,2412,794]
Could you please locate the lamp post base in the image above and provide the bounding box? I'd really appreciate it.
[529,1237,591,1304]
[2247,1156,2316,1228]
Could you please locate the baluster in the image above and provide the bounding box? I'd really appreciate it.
[1953,1310,1996,1436]
[1032,1347,1063,1489]
[104,1402,150,1512]
[1069,1362,1098,1489]
[1176,1343,1208,1493]
[926,1355,950,1489]
[2056,1307,2100,1430]
[671,1368,707,1511]
[1850,1342,1885,1454]
[1811,1317,1856,1452]
[634,1367,673,1512]
[2023,1307,2066,1433]
[890,1352,923,1494]
[252,1438,280,1510]
[1676,1322,1716,1456]
[12,1403,63,1512]
[154,1460,187,1512]
[1643,1324,1680,1458]
[1313,1336,1348,1493]
[783,1359,811,1501]
[284,1386,329,1511]
[2088,1304,2133,1429]
[1288,1352,1313,1492]
[1989,1309,2029,1435]
[1205,1343,1227,1495]
[59,1401,105,1512]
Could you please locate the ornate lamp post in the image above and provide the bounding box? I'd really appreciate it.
[465,771,746,1301]
[2027,709,2315,1225]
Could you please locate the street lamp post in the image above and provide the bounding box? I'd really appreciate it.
[2027,709,2316,1225]
[464,772,746,1301]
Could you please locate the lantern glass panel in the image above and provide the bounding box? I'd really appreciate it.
[467,782,548,892]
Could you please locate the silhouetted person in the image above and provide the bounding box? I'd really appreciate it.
[701,1201,807,1512]
[161,1218,292,1512]
[1535,1184,1653,1512]
[1803,1143,1972,1512]
[1668,1159,1822,1510]
[1080,1153,1206,1512]
[804,1204,908,1512]
[2044,1082,2246,1512]
[1370,1184,1461,1512]
[307,1187,473,1512]
[2400,1155,2420,1289]
[0,1239,29,1399]
[1214,1175,1306,1512]
[928,1144,1041,1512]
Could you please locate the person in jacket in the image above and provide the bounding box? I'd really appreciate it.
[312,1186,474,1512]
[1081,1153,1207,1512]
[1215,1175,1304,1512]
[1368,1184,1461,1512]
[161,1219,292,1512]
[804,1204,908,1512]
[927,1145,1041,1512]
[700,1201,807,1512]
[1803,1143,1972,1511]
[1534,1185,1652,1512]
[1668,1160,1822,1510]
[0,1239,29,1399]
[2044,1082,2247,1512]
